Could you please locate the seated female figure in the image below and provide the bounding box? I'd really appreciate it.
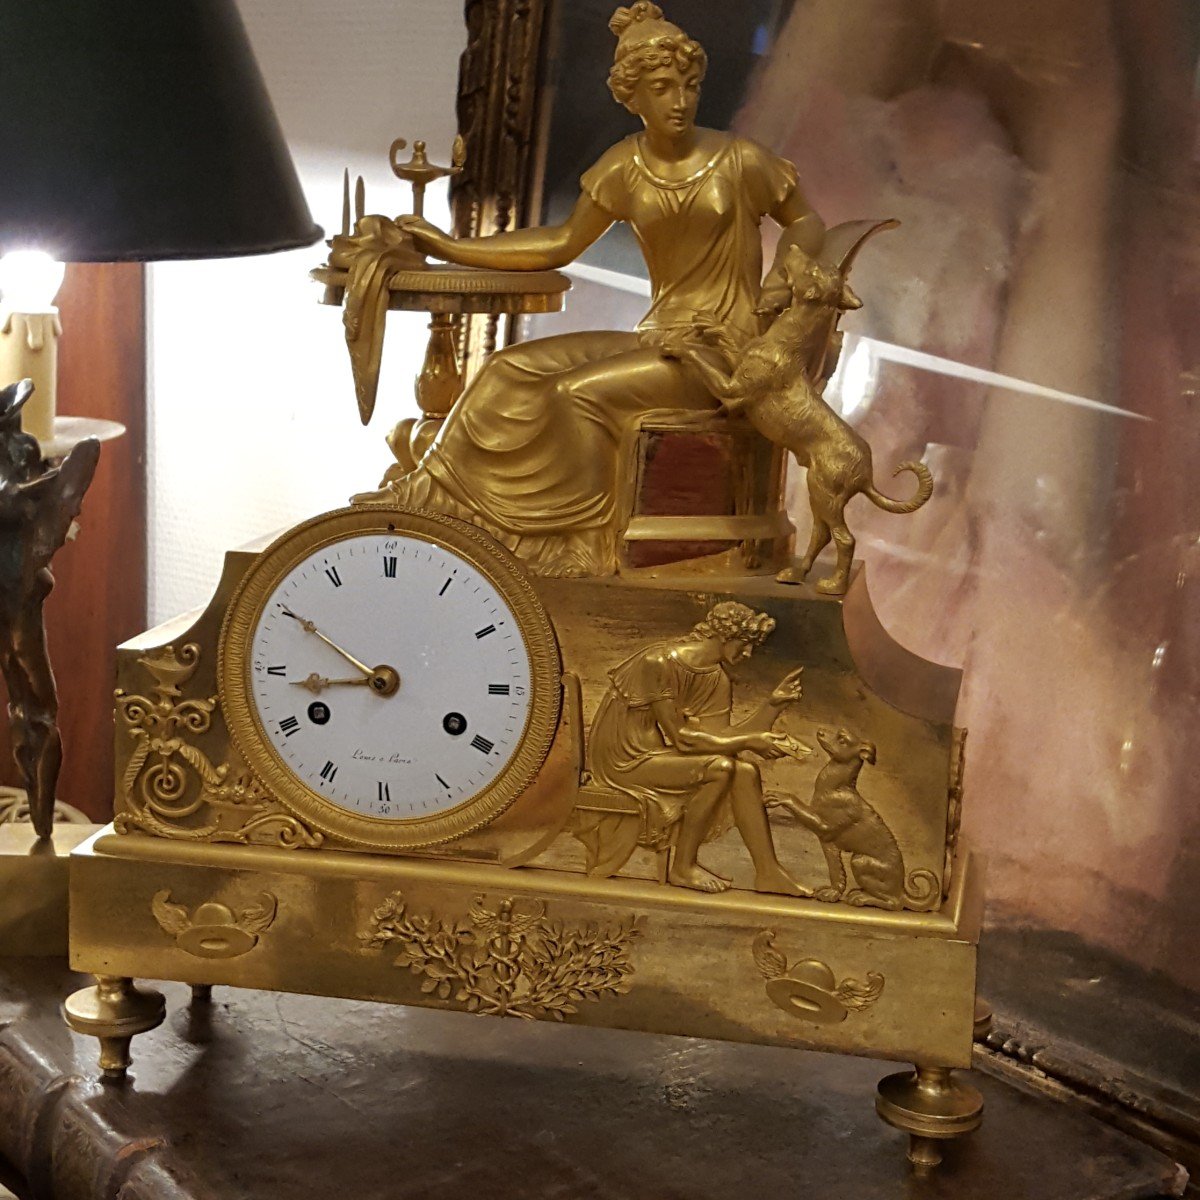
[386,2,823,577]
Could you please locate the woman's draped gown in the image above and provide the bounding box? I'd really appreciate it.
[389,134,797,576]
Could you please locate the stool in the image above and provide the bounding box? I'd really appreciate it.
[615,408,793,573]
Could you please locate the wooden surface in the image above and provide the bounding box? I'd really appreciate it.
[979,919,1200,1192]
[0,262,146,821]
[0,957,1185,1200]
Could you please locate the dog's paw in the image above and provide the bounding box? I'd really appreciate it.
[846,889,900,909]
[815,575,849,595]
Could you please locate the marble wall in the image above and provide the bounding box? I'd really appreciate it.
[733,0,1200,990]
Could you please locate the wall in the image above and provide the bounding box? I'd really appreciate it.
[147,0,466,623]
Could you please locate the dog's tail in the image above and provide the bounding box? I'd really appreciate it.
[864,461,933,514]
[903,868,940,910]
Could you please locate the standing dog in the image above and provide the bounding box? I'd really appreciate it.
[662,220,932,595]
[775,726,939,911]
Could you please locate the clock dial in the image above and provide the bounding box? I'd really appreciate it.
[219,507,561,849]
[250,532,532,815]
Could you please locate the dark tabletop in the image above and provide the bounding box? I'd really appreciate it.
[0,958,1186,1200]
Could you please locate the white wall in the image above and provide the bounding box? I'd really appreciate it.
[147,1,466,623]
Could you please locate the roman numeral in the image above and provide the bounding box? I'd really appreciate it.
[475,624,496,639]
[382,556,397,579]
[488,684,510,695]
[279,716,300,738]
[377,780,391,804]
[439,578,452,596]
[471,734,494,755]
[325,565,343,587]
[320,761,337,782]
[267,665,286,676]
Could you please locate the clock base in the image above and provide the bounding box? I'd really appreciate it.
[66,825,984,1155]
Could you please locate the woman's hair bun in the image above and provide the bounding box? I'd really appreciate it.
[609,2,665,37]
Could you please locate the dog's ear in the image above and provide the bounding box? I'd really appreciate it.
[839,282,863,311]
[780,258,805,300]
[859,742,877,765]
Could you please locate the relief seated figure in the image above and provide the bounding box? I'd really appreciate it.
[375,2,825,578]
[588,601,808,895]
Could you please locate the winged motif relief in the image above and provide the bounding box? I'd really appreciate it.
[151,890,278,959]
[752,930,884,1024]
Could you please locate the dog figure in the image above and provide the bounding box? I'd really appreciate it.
[662,220,932,595]
[777,726,938,911]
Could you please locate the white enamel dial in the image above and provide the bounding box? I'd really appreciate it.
[249,531,531,817]
[219,508,561,850]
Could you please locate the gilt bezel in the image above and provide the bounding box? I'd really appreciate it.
[217,505,561,850]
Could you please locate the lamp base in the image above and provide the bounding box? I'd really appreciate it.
[0,819,102,956]
[38,414,124,460]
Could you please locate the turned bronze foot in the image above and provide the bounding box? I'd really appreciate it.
[973,996,994,1040]
[62,974,166,1081]
[875,1064,983,1167]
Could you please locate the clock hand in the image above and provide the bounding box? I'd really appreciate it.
[280,607,373,676]
[290,673,372,695]
[279,609,402,697]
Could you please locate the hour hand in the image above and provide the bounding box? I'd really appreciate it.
[291,673,371,695]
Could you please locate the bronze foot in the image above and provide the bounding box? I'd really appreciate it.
[191,983,214,1005]
[752,867,811,897]
[666,862,732,893]
[351,483,398,505]
[62,974,166,1081]
[875,1064,983,1167]
[973,996,993,1040]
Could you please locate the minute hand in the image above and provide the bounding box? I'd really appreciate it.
[281,608,372,676]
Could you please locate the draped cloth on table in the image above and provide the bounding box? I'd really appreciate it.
[330,217,417,424]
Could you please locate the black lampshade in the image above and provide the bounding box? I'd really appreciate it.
[0,1,322,262]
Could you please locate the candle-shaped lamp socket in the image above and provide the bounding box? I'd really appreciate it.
[0,252,66,444]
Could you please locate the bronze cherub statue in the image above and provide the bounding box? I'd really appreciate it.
[0,379,100,839]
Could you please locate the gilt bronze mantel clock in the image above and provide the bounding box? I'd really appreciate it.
[64,2,984,1171]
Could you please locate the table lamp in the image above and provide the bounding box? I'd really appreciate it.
[0,0,321,944]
